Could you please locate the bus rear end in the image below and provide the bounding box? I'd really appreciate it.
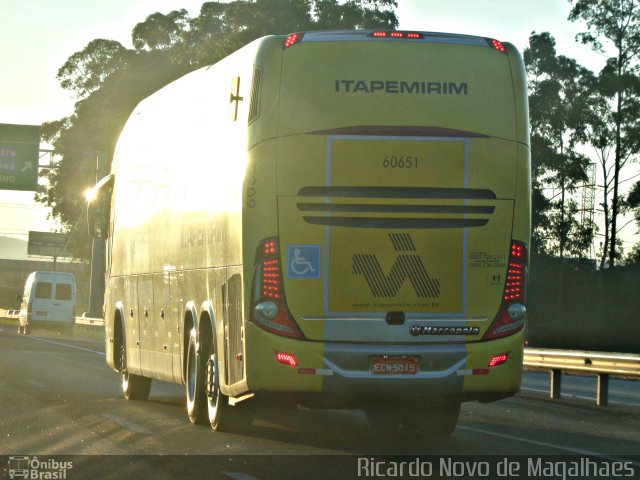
[246,31,530,432]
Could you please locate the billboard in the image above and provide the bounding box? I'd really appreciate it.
[0,123,41,191]
[28,231,72,258]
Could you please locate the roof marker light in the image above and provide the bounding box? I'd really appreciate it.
[284,32,304,48]
[490,39,507,53]
[370,31,423,39]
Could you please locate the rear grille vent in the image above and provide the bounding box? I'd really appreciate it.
[248,67,262,124]
[297,186,496,200]
[296,186,496,229]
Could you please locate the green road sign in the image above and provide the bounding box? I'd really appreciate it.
[28,231,71,257]
[0,123,41,191]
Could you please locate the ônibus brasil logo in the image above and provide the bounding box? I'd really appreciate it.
[7,456,73,480]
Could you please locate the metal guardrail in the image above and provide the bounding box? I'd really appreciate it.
[523,347,640,406]
[74,316,105,327]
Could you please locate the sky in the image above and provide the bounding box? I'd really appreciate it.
[0,0,624,252]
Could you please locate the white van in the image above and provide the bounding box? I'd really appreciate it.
[18,271,77,334]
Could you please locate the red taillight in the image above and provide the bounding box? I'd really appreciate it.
[504,261,526,302]
[503,240,527,303]
[251,238,305,340]
[275,352,298,367]
[489,353,509,368]
[490,38,507,53]
[284,32,304,48]
[510,242,525,259]
[483,240,528,341]
[261,259,282,300]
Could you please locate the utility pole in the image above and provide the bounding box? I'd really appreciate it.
[87,151,107,318]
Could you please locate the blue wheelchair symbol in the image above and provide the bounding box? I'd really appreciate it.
[286,245,321,279]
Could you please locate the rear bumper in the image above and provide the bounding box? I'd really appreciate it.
[245,322,524,402]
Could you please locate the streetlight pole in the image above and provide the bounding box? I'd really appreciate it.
[87,151,107,318]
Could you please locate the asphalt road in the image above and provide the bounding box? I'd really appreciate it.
[0,324,638,480]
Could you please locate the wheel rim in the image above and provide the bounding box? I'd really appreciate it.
[120,345,129,391]
[206,353,219,414]
[187,341,197,403]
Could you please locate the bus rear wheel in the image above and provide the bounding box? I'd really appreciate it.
[185,327,252,430]
[121,344,151,401]
[186,329,209,425]
[204,336,253,431]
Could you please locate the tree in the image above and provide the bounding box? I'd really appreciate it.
[132,9,190,51]
[626,180,640,263]
[56,39,130,100]
[39,0,399,259]
[569,0,640,268]
[524,32,596,259]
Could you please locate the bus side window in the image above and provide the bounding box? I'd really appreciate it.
[87,175,114,239]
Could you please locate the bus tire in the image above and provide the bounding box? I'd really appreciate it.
[204,334,252,431]
[121,344,151,401]
[185,329,208,425]
[402,401,460,437]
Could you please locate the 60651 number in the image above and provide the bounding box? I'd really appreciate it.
[383,155,419,169]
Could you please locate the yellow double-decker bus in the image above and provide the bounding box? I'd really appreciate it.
[88,30,530,435]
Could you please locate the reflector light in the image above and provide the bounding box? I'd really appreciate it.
[276,352,298,367]
[491,39,506,53]
[489,354,509,368]
[284,32,303,48]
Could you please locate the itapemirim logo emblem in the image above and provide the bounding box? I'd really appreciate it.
[352,233,440,298]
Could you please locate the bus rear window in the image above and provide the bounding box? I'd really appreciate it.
[55,284,72,301]
[35,282,52,299]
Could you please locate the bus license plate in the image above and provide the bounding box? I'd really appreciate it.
[370,356,420,375]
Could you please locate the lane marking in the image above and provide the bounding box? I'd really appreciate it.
[20,335,105,356]
[224,473,261,480]
[458,425,640,467]
[25,379,47,388]
[102,414,151,434]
